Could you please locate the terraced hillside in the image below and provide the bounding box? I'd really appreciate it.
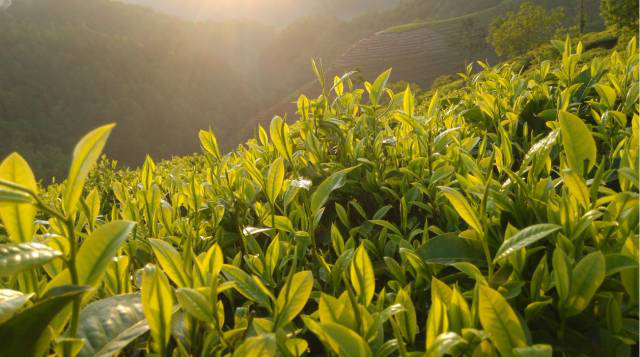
[333,24,495,89]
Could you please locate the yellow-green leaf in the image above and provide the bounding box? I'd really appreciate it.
[141,264,174,356]
[148,238,189,288]
[558,111,596,173]
[0,243,63,276]
[64,124,115,215]
[0,153,37,243]
[276,271,313,327]
[478,284,527,357]
[350,245,375,305]
[564,251,605,317]
[561,169,590,209]
[425,278,449,349]
[232,333,276,357]
[222,264,273,309]
[321,322,373,357]
[77,221,135,286]
[266,157,285,204]
[176,288,213,323]
[439,186,483,233]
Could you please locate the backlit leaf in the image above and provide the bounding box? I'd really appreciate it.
[64,124,114,215]
[0,153,37,243]
[478,284,527,357]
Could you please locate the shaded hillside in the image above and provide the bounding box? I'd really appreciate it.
[0,0,270,180]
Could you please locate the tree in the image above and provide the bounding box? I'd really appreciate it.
[600,0,639,33]
[487,2,565,58]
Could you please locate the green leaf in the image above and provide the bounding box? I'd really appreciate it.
[76,293,148,357]
[494,224,561,262]
[276,271,313,328]
[425,278,449,349]
[368,220,402,236]
[141,264,174,356]
[605,253,639,276]
[222,264,273,309]
[321,322,373,357]
[0,242,63,276]
[0,285,89,357]
[561,169,590,209]
[513,344,553,357]
[266,157,285,204]
[176,288,213,323]
[270,116,292,161]
[148,238,189,288]
[310,166,358,215]
[0,189,32,204]
[558,111,596,173]
[369,68,392,106]
[426,332,467,357]
[448,287,471,334]
[552,248,571,304]
[594,84,617,108]
[232,333,276,357]
[394,289,417,344]
[64,124,115,215]
[478,284,527,357]
[77,221,135,286]
[564,251,605,317]
[418,235,486,265]
[0,153,37,243]
[350,245,375,305]
[439,187,483,233]
[403,85,415,117]
[199,129,221,160]
[0,289,33,324]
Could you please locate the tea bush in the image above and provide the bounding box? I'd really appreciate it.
[0,37,638,357]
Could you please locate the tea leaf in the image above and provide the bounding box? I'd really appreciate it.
[141,264,173,356]
[558,111,596,173]
[321,322,373,357]
[439,187,482,233]
[0,285,89,357]
[564,251,605,317]
[276,270,313,327]
[148,238,189,288]
[0,153,37,243]
[0,243,63,276]
[266,157,285,204]
[495,224,561,262]
[76,293,148,357]
[350,245,375,305]
[64,124,114,215]
[478,284,527,357]
[0,289,33,324]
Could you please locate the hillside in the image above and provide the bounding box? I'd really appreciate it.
[0,0,273,180]
[0,33,637,356]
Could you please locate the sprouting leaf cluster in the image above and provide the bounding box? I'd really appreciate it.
[0,37,638,356]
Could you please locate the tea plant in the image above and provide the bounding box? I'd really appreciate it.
[0,37,638,357]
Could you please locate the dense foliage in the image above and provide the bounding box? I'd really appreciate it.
[600,0,640,34]
[0,37,638,356]
[488,2,566,58]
